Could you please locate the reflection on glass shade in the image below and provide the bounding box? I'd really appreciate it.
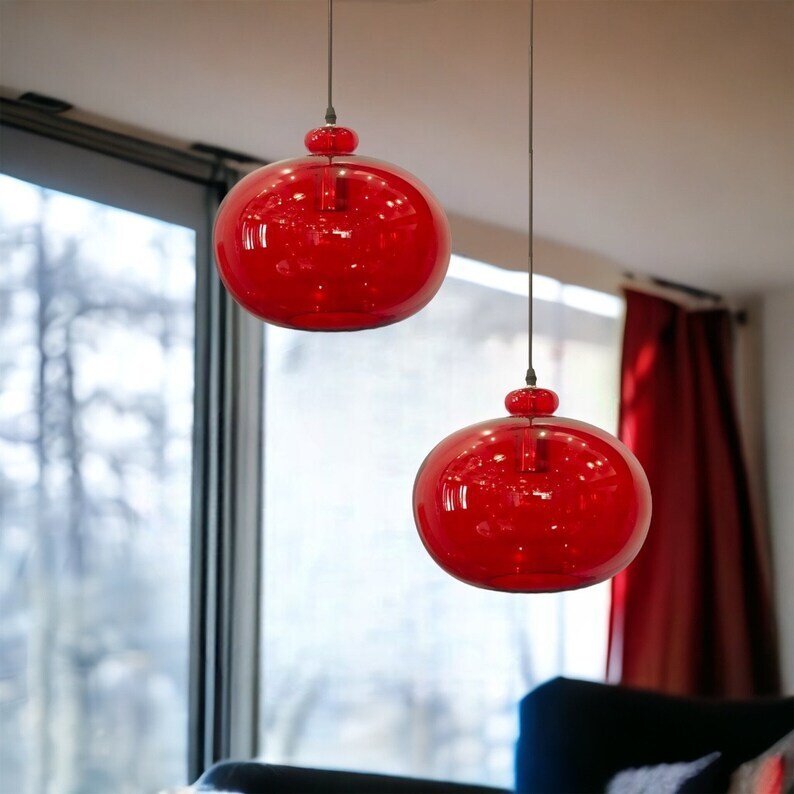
[413,387,651,593]
[214,126,451,331]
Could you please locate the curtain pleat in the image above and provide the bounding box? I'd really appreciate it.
[607,288,780,697]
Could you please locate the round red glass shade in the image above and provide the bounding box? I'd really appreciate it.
[413,388,651,593]
[214,126,451,331]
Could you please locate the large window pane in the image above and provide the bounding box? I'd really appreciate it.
[260,255,622,788]
[0,174,195,793]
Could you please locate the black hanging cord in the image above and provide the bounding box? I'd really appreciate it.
[525,0,537,387]
[325,0,337,125]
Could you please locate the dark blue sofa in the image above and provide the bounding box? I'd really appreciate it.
[196,677,793,793]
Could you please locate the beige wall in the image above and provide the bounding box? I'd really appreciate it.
[449,215,622,295]
[1,0,792,295]
[762,288,794,693]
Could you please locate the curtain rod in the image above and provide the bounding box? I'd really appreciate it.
[0,92,265,186]
[622,271,747,324]
[622,271,723,303]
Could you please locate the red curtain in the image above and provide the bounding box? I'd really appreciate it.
[607,288,780,697]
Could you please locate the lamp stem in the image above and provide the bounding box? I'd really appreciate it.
[525,0,536,387]
[325,0,337,125]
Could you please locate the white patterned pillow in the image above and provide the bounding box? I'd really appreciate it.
[606,752,722,794]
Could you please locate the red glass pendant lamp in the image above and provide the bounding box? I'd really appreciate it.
[214,0,451,330]
[413,2,651,593]
[413,386,652,592]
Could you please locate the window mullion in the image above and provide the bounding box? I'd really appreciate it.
[189,177,263,779]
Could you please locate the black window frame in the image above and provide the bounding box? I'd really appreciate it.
[0,96,266,783]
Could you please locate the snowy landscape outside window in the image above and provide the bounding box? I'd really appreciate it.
[260,254,623,788]
[0,174,195,794]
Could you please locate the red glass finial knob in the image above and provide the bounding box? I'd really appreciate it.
[505,387,559,416]
[304,125,359,155]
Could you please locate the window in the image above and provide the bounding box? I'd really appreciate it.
[0,128,207,793]
[0,109,624,792]
[260,254,622,788]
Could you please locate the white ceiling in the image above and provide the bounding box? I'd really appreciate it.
[1,0,792,296]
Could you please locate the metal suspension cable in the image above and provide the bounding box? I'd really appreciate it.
[325,0,337,124]
[526,0,537,387]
